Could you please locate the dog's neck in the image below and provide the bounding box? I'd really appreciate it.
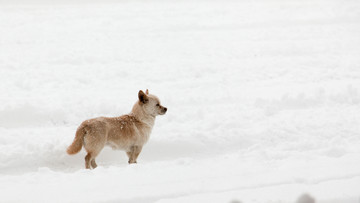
[130,102,155,126]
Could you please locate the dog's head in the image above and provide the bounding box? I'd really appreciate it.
[138,89,167,117]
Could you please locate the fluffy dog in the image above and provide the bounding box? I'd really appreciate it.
[67,89,167,169]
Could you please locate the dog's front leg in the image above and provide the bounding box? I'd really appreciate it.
[127,145,142,164]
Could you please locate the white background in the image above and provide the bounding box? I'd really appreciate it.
[0,0,360,202]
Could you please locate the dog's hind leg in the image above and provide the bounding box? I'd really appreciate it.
[85,153,92,169]
[83,126,106,169]
[91,159,97,169]
[85,151,100,169]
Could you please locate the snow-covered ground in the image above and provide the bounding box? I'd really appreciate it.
[1,0,360,202]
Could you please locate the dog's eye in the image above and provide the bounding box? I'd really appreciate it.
[156,104,160,106]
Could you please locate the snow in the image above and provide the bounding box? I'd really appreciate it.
[0,0,360,202]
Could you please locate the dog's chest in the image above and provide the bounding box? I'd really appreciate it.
[106,121,153,150]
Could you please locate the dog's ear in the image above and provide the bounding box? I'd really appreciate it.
[138,90,149,104]
[145,89,149,95]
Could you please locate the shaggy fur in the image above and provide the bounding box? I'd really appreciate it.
[67,89,167,169]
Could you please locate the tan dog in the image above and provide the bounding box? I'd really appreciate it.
[67,89,167,169]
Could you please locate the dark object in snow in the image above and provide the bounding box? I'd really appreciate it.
[296,193,316,203]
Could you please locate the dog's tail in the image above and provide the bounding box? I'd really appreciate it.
[67,125,86,155]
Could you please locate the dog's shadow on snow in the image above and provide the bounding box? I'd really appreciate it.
[0,139,206,175]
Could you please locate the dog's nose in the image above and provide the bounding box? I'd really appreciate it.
[164,107,167,112]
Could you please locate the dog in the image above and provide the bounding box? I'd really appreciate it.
[67,89,167,169]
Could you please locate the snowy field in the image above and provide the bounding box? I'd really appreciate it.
[1,0,360,202]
